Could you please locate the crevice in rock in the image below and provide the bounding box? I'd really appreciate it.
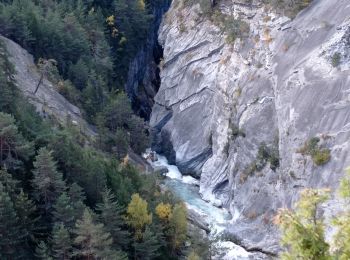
[243,246,278,258]
[164,40,211,67]
[152,128,177,165]
[157,86,215,108]
[125,1,171,121]
[177,147,213,178]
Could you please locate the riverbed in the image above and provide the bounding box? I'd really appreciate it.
[144,151,254,259]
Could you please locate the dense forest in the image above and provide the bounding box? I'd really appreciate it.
[0,0,205,259]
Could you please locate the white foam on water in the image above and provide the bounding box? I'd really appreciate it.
[144,151,252,259]
[182,175,200,185]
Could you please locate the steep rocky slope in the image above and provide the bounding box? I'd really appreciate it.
[0,35,94,136]
[151,0,350,252]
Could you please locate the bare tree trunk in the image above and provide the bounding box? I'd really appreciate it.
[34,73,43,95]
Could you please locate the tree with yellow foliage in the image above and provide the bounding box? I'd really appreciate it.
[137,0,146,10]
[155,202,172,222]
[125,193,152,239]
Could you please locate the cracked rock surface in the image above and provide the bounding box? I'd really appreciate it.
[150,0,350,253]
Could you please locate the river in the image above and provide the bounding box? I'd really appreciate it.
[143,151,255,259]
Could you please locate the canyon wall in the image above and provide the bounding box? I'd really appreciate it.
[150,0,350,252]
[125,0,171,120]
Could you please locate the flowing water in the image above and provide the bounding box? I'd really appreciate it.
[144,151,254,259]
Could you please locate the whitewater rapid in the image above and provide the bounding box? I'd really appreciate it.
[144,151,253,259]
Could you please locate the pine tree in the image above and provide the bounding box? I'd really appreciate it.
[82,71,107,121]
[53,192,75,229]
[114,127,129,159]
[32,147,66,214]
[133,226,161,260]
[67,182,86,220]
[276,189,331,260]
[0,112,33,169]
[0,40,19,114]
[14,189,38,246]
[125,193,152,239]
[128,115,149,154]
[51,223,73,260]
[96,188,130,249]
[0,183,21,258]
[102,92,134,132]
[73,208,114,259]
[35,241,53,260]
[0,169,19,199]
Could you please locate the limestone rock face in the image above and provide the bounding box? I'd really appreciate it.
[151,0,350,252]
[0,35,94,136]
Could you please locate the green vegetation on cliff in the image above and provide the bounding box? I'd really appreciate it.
[277,169,350,259]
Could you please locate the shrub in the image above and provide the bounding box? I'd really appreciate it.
[211,11,250,43]
[262,0,313,18]
[182,0,249,43]
[331,52,341,67]
[230,123,246,139]
[240,142,280,183]
[312,149,331,166]
[298,137,331,166]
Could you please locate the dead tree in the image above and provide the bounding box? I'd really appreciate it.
[33,58,57,95]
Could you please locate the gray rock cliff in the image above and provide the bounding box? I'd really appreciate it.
[150,0,350,252]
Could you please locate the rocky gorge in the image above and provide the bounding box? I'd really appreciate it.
[148,0,350,255]
[1,0,350,258]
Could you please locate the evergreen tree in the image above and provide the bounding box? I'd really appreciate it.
[128,115,149,154]
[113,127,129,159]
[35,241,53,260]
[67,58,90,90]
[14,189,38,246]
[51,223,73,260]
[78,149,107,204]
[53,192,75,229]
[32,147,66,215]
[73,208,114,259]
[133,226,161,260]
[96,188,130,249]
[0,112,33,169]
[0,183,21,258]
[276,189,331,260]
[102,92,134,132]
[0,40,19,114]
[0,169,19,199]
[67,182,86,220]
[82,71,107,122]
